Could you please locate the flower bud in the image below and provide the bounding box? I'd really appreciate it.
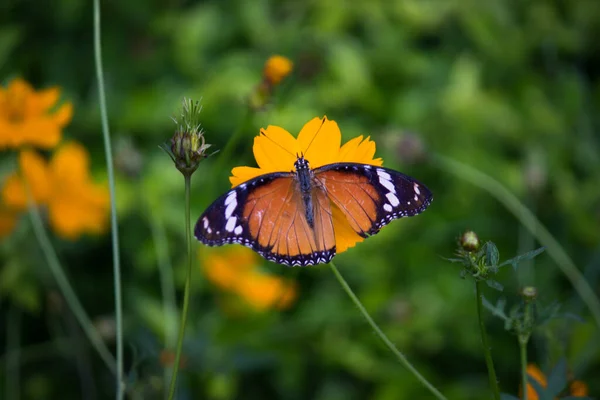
[521,286,537,302]
[460,230,480,252]
[163,98,213,175]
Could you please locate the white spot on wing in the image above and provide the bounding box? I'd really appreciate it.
[202,217,209,229]
[225,199,237,219]
[225,217,237,232]
[234,225,243,235]
[379,177,396,194]
[383,203,393,212]
[414,195,419,202]
[224,191,237,206]
[377,169,391,181]
[413,183,421,195]
[386,192,400,207]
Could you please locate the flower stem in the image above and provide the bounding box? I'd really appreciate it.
[26,193,117,374]
[431,154,600,330]
[93,0,124,397]
[475,280,500,400]
[519,338,528,400]
[328,261,447,400]
[168,173,193,400]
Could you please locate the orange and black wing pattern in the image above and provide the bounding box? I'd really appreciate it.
[315,163,432,237]
[195,172,336,266]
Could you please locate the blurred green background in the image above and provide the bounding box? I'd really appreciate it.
[1,0,600,398]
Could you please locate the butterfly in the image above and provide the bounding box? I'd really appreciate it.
[195,150,433,266]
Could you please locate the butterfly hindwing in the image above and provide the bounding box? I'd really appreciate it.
[195,172,336,266]
[314,163,433,237]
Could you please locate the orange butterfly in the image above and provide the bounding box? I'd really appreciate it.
[195,150,432,266]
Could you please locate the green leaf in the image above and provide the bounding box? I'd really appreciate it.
[482,296,509,321]
[482,241,499,267]
[527,376,550,400]
[486,279,504,291]
[499,247,545,270]
[441,256,465,264]
[545,358,567,397]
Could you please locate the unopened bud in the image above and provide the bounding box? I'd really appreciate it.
[460,230,480,252]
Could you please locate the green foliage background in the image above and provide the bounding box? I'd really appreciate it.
[1,0,599,399]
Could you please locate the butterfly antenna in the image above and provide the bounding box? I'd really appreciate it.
[260,129,297,157]
[303,117,327,154]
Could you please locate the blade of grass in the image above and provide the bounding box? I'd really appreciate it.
[93,0,124,396]
[431,154,600,330]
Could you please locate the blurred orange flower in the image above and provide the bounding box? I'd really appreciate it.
[1,143,109,239]
[201,245,297,311]
[263,55,293,85]
[522,364,588,400]
[0,78,73,149]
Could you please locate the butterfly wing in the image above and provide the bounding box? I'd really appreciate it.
[314,163,433,237]
[195,172,336,266]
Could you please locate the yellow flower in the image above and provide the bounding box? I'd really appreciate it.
[263,55,293,85]
[229,116,382,253]
[521,363,589,400]
[1,143,109,239]
[201,245,297,311]
[0,78,73,149]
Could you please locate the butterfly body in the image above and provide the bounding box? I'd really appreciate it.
[196,156,432,266]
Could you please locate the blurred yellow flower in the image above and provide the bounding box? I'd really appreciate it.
[201,245,297,311]
[521,364,588,400]
[0,78,73,149]
[229,116,382,253]
[263,55,293,85]
[1,143,109,239]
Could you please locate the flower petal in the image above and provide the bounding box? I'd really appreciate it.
[31,86,60,114]
[50,142,89,185]
[230,166,265,187]
[331,204,364,253]
[252,125,299,172]
[338,135,382,165]
[297,116,341,168]
[52,102,73,127]
[236,273,296,311]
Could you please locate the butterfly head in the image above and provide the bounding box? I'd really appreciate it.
[294,153,311,172]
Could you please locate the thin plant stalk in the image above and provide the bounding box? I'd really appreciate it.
[168,174,193,400]
[5,306,21,400]
[431,154,600,330]
[475,281,501,400]
[26,191,116,374]
[328,261,447,400]
[519,339,528,400]
[93,0,124,397]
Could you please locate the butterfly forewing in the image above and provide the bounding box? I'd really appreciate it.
[314,163,433,236]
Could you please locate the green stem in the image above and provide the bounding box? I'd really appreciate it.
[328,262,447,400]
[168,173,193,400]
[431,154,600,330]
[475,281,501,400]
[26,194,116,374]
[519,338,528,400]
[94,0,124,396]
